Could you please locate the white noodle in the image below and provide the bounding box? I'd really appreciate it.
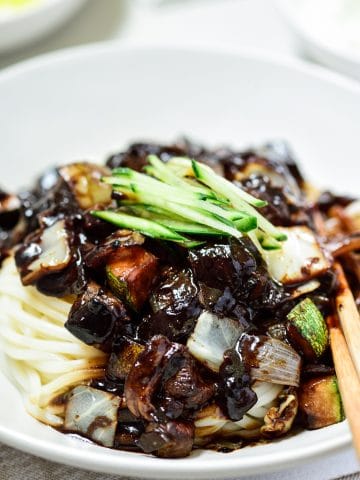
[0,257,107,427]
[194,381,283,442]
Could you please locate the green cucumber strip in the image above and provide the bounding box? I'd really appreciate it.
[125,205,225,236]
[125,193,243,238]
[146,155,214,197]
[191,159,267,208]
[191,159,287,241]
[258,233,282,250]
[234,216,258,233]
[177,239,206,248]
[91,210,188,242]
[103,158,287,248]
[168,157,286,241]
[104,175,244,223]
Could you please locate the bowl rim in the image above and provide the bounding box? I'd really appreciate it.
[0,42,356,478]
[276,0,360,66]
[0,0,81,25]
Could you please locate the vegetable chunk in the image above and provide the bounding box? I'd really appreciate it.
[106,246,158,311]
[287,298,329,360]
[298,376,344,429]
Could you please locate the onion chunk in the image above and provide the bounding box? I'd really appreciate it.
[64,386,121,447]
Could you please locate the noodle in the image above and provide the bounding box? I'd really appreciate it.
[0,256,107,427]
[194,382,283,443]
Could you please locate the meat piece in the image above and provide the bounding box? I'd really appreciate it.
[189,239,257,291]
[239,174,309,226]
[20,176,82,234]
[106,245,158,311]
[219,141,310,227]
[0,190,21,231]
[163,353,216,410]
[189,238,286,321]
[317,191,355,213]
[124,335,185,420]
[106,138,227,176]
[81,209,118,240]
[220,141,303,197]
[106,142,187,172]
[138,421,194,458]
[0,190,26,264]
[114,425,144,452]
[137,267,201,342]
[65,281,132,351]
[218,348,257,421]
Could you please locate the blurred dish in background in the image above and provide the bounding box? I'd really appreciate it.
[0,0,87,54]
[277,0,360,81]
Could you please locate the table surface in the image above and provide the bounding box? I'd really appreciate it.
[0,1,359,479]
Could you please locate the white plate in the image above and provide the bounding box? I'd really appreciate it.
[0,0,87,54]
[277,0,360,81]
[0,44,359,478]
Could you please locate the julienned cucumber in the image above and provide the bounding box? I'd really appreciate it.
[190,159,267,208]
[167,157,286,242]
[125,205,225,236]
[94,155,287,249]
[91,210,203,248]
[103,172,244,223]
[286,297,329,360]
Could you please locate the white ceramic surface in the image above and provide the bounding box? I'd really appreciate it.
[0,44,359,478]
[277,0,360,81]
[0,0,87,54]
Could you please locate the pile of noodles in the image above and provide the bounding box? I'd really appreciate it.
[0,256,283,438]
[0,256,107,427]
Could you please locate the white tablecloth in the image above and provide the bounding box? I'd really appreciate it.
[0,0,359,478]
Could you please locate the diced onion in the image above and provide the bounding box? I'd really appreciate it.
[64,386,121,447]
[186,311,244,372]
[263,226,330,285]
[246,336,301,387]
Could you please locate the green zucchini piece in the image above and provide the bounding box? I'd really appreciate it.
[298,375,344,429]
[106,245,158,311]
[287,297,329,360]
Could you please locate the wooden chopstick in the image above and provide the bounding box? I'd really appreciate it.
[313,209,360,456]
[327,316,360,459]
[333,261,360,380]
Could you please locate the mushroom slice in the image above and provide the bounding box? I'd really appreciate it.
[16,219,72,286]
[28,220,71,273]
[260,390,298,438]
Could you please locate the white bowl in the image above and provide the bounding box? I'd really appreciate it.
[277,0,360,81]
[0,0,87,54]
[0,44,359,478]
